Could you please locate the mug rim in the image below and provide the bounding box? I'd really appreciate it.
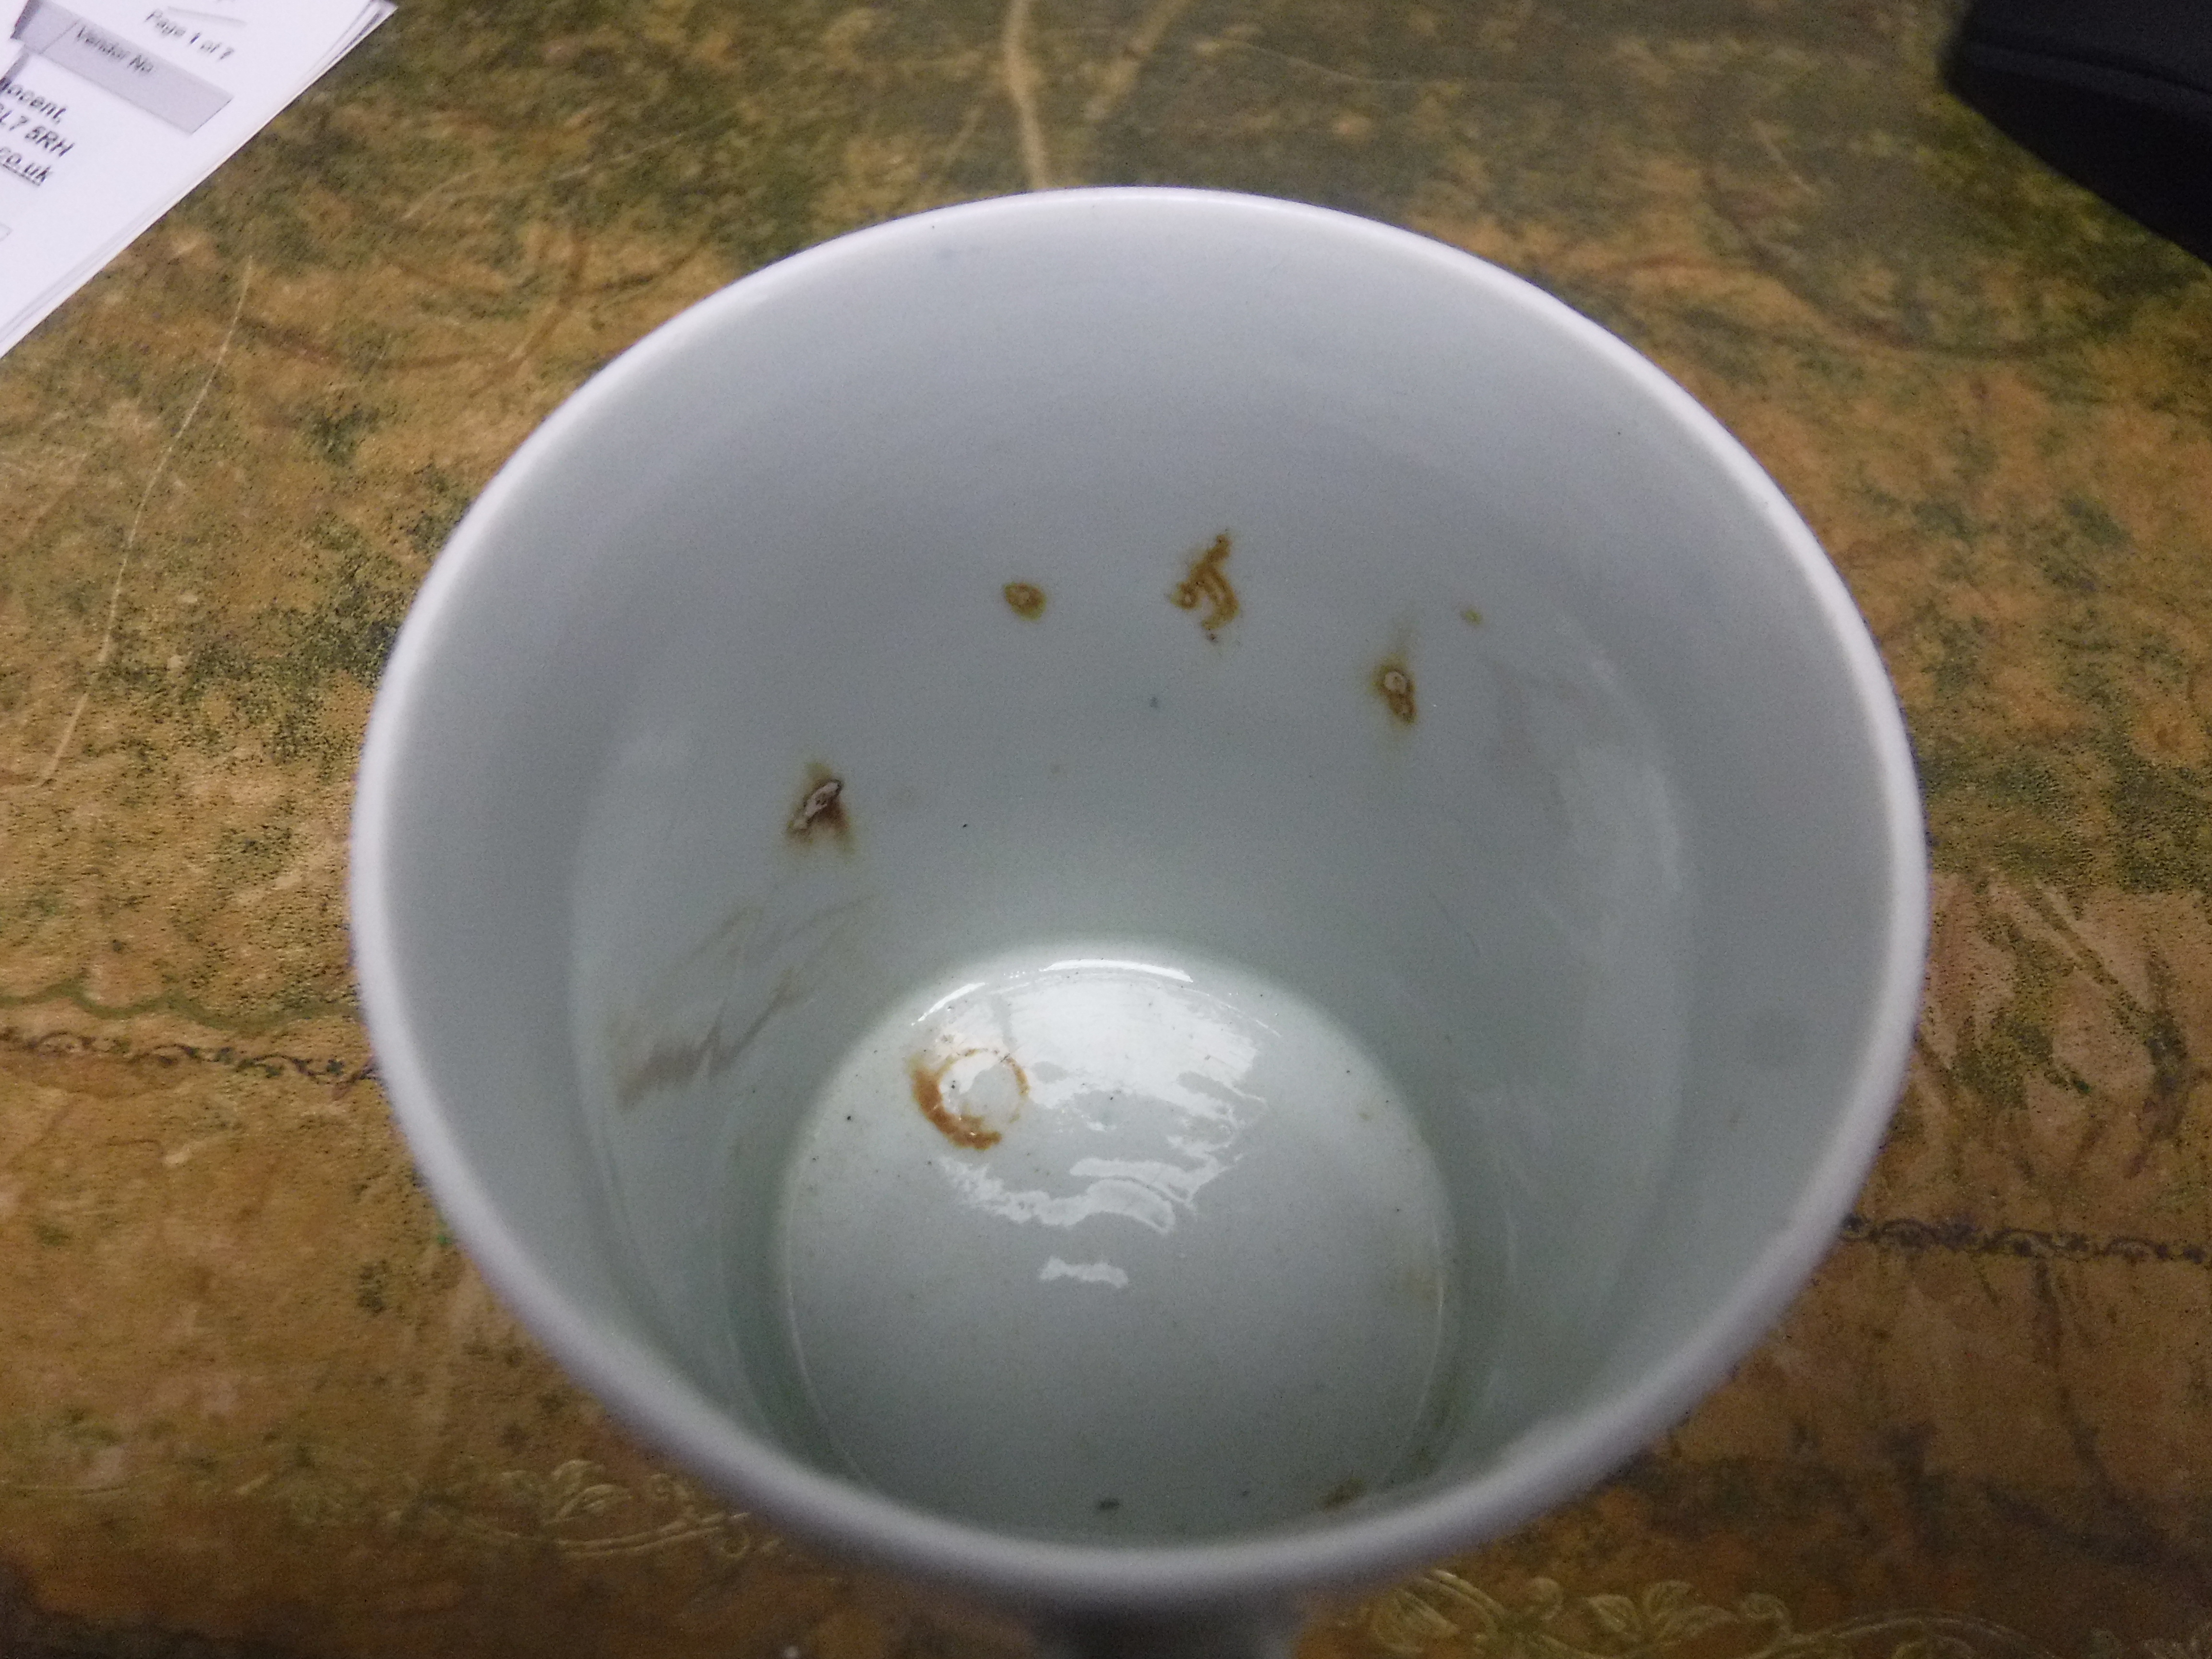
[349,185,1929,1612]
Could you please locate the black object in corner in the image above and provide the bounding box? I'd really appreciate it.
[1944,0,2212,263]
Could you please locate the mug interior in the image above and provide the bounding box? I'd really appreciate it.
[352,189,1923,1592]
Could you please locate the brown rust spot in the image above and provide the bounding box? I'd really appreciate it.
[1319,1477,1367,1510]
[1169,531,1238,637]
[786,768,849,844]
[909,1047,1028,1149]
[1373,659,1417,724]
[1002,581,1047,619]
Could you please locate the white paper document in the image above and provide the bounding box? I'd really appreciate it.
[0,0,393,357]
[0,2,29,84]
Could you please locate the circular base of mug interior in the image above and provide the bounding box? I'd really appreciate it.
[774,941,1461,1542]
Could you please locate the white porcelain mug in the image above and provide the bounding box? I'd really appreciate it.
[350,188,1926,1654]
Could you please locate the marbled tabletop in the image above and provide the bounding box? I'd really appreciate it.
[4,0,2212,1654]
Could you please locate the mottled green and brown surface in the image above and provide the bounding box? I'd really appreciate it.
[4,0,2212,1654]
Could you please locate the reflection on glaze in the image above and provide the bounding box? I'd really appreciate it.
[939,1155,1220,1235]
[1043,956,1192,983]
[918,980,987,1019]
[776,942,1458,1537]
[1040,1257,1129,1288]
[907,957,1262,1246]
[913,956,1260,1121]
